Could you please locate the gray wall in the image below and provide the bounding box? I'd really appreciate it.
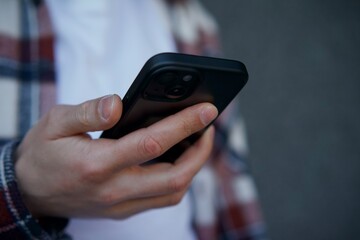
[204,0,360,239]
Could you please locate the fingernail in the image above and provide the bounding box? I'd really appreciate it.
[200,105,218,126]
[99,95,114,121]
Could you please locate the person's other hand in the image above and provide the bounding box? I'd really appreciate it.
[15,94,217,219]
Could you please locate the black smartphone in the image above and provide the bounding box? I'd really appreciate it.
[101,53,248,163]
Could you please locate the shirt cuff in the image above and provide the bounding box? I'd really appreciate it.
[0,140,69,239]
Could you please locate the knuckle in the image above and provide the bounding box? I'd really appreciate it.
[168,193,184,206]
[168,174,189,193]
[75,160,106,184]
[76,101,91,127]
[138,135,164,159]
[96,190,119,206]
[179,118,194,136]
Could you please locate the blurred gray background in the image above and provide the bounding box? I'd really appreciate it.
[204,0,360,239]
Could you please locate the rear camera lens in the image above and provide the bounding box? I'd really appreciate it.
[165,85,187,99]
[182,74,193,82]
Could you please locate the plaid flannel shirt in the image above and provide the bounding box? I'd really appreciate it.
[0,0,266,239]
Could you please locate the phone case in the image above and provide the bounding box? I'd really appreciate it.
[101,52,248,163]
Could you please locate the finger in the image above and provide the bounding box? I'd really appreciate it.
[102,103,217,168]
[96,126,214,202]
[170,125,215,185]
[78,103,216,180]
[104,189,188,219]
[140,126,215,196]
[44,95,122,138]
[173,125,215,166]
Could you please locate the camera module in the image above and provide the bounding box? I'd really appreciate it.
[144,68,200,102]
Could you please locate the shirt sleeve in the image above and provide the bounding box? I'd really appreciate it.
[0,141,70,240]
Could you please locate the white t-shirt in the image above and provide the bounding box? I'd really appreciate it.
[46,0,196,239]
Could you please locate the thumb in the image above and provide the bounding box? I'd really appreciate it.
[44,94,122,138]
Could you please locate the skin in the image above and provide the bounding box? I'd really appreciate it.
[15,94,218,219]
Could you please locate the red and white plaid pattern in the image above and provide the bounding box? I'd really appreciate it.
[0,0,266,239]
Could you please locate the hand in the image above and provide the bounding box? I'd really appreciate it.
[15,94,217,219]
